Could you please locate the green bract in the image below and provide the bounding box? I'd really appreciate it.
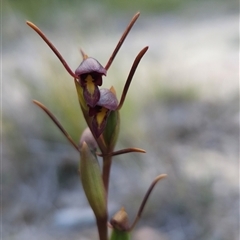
[79,141,107,219]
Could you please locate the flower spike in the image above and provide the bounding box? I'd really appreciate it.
[28,12,160,240]
[26,21,78,79]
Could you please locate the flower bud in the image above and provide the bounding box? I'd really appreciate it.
[79,127,98,153]
[110,207,130,231]
[110,207,131,240]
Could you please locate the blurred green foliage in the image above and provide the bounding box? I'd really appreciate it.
[6,0,237,21]
[7,0,185,17]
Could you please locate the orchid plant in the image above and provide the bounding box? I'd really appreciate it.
[27,12,167,240]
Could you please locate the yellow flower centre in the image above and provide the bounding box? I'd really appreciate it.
[96,107,108,128]
[85,75,95,95]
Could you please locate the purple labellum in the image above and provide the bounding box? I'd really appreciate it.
[83,83,100,108]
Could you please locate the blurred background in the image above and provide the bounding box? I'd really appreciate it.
[2,0,239,239]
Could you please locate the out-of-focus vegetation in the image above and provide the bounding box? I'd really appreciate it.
[6,0,238,20]
[3,0,239,240]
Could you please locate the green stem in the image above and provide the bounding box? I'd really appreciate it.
[102,154,113,196]
[111,229,130,240]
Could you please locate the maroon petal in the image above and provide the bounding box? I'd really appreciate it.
[83,85,100,108]
[75,57,107,76]
[97,88,118,110]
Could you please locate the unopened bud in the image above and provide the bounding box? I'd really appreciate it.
[110,207,130,232]
[79,127,97,152]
